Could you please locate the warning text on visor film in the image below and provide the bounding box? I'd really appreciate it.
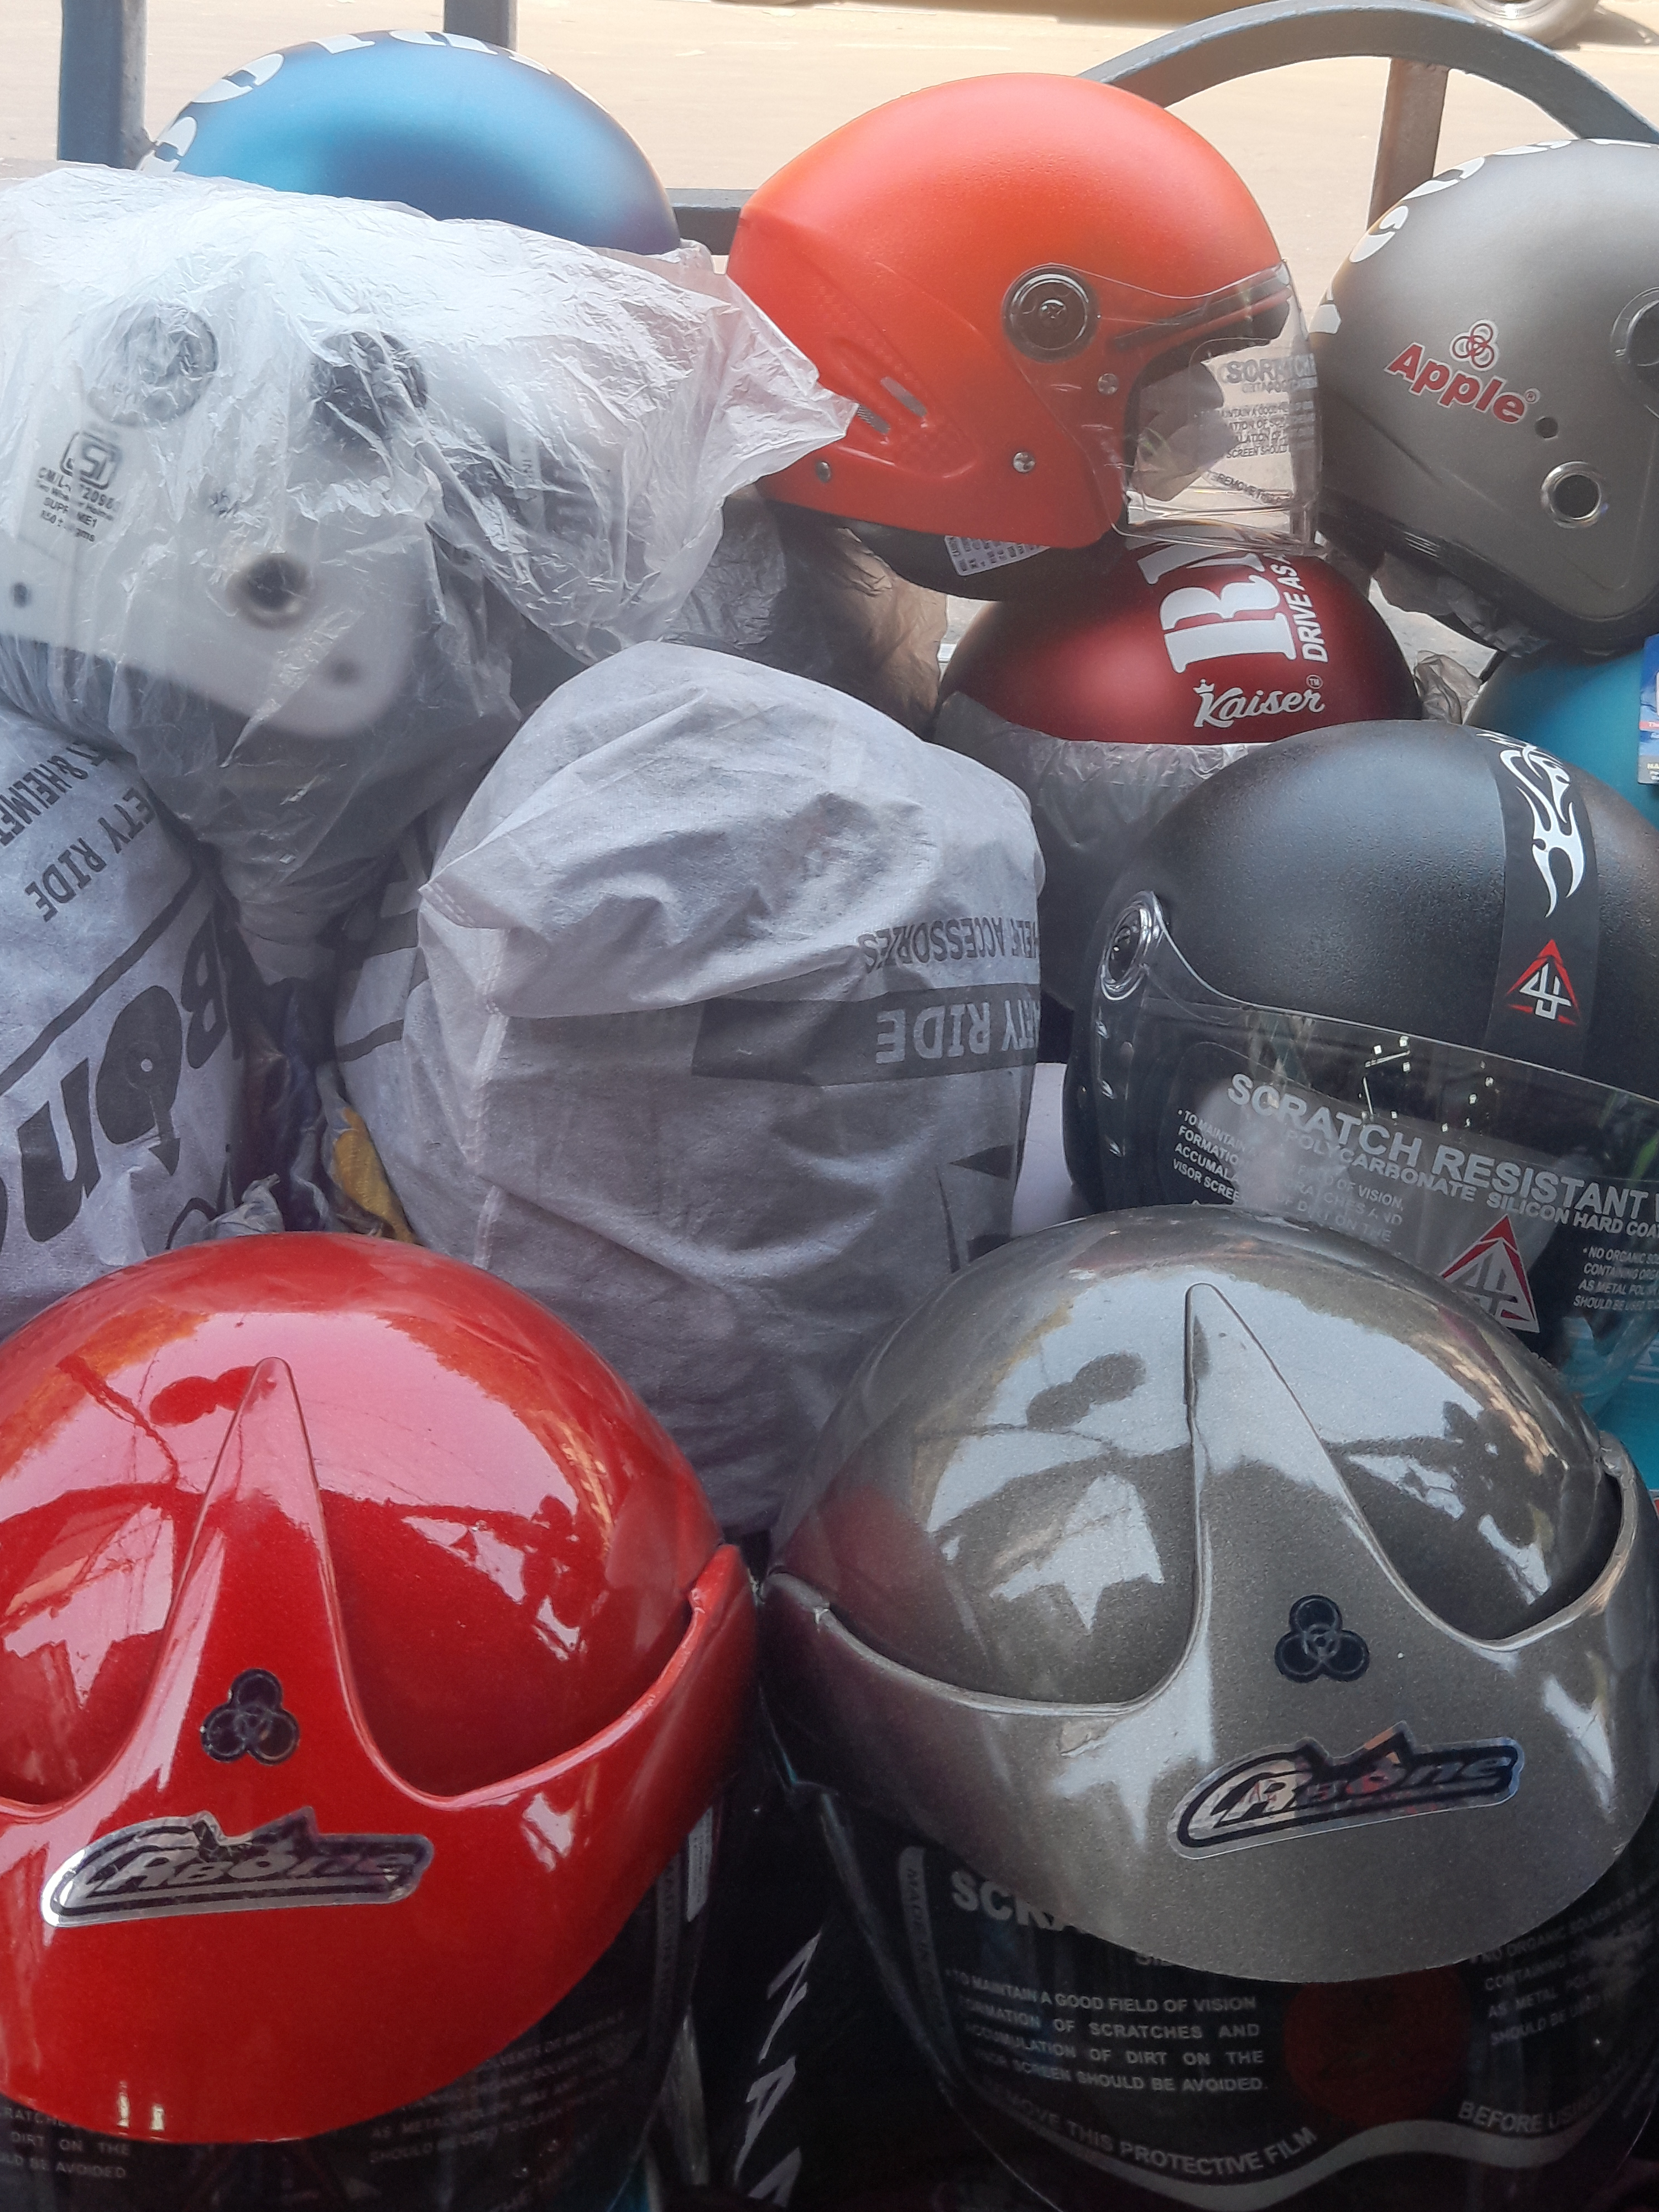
[1166,1072,1659,1332]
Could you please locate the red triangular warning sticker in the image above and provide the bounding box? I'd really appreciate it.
[1507,940,1580,1026]
[1441,1217,1540,1332]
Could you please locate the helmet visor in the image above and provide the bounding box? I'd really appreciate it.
[0,1828,709,2212]
[802,1787,1659,2212]
[1004,263,1318,551]
[1084,894,1659,1412]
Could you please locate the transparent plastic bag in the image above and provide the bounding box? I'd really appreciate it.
[0,167,850,958]
[675,495,948,734]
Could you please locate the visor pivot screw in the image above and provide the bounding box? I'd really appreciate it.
[1097,372,1119,397]
[233,555,310,629]
[1012,451,1037,474]
[1106,909,1142,983]
[1003,269,1099,359]
[814,459,833,481]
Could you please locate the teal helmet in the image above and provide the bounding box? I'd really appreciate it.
[1475,648,1659,831]
[1605,1339,1659,1493]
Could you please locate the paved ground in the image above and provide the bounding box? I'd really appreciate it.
[8,0,1659,315]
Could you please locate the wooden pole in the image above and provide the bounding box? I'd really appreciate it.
[1368,55,1450,222]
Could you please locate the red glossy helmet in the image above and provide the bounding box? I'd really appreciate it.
[935,545,1418,1008]
[0,1236,753,2202]
[728,75,1318,596]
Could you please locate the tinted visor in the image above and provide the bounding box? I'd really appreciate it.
[1004,264,1318,552]
[0,1828,709,2212]
[807,1788,1659,2212]
[1085,895,1659,1413]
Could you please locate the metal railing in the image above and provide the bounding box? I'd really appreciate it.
[53,0,1657,255]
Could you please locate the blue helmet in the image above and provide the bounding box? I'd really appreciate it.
[141,28,679,255]
[1475,648,1659,834]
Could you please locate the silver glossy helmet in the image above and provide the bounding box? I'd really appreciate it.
[1313,141,1659,654]
[765,1209,1659,2210]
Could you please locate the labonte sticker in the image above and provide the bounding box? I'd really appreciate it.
[41,1809,432,1926]
[1171,1725,1522,1854]
[862,1810,1659,2209]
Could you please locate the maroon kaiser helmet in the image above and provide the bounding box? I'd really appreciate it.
[941,541,1416,746]
[934,544,1418,1010]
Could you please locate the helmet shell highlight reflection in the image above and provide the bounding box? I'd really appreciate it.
[765,1210,1659,2210]
[0,1235,753,2169]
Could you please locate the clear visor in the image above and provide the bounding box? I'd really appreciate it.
[1089,895,1659,1411]
[804,1788,1659,2212]
[1003,263,1319,551]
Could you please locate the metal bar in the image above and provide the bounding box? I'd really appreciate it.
[444,0,518,44]
[1087,0,1657,142]
[1368,56,1449,221]
[58,0,148,168]
[671,190,751,254]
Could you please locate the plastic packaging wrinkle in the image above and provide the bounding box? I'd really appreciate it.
[334,644,1043,1535]
[931,691,1248,1010]
[0,166,851,958]
[674,496,949,735]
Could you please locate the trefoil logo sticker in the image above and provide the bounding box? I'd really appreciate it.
[1173,1724,1523,1854]
[1440,1217,1540,1333]
[1508,939,1580,1027]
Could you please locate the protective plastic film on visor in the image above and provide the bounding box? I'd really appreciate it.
[1004,263,1318,550]
[808,1791,1659,2212]
[1090,899,1659,1412]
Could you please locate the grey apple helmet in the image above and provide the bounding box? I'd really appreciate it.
[1313,140,1659,653]
[765,1209,1659,2210]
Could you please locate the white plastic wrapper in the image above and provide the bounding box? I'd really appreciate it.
[336,644,1042,1533]
[673,495,948,734]
[932,691,1249,1011]
[0,704,244,1339]
[0,166,850,959]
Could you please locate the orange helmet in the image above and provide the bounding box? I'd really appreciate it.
[728,74,1317,594]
